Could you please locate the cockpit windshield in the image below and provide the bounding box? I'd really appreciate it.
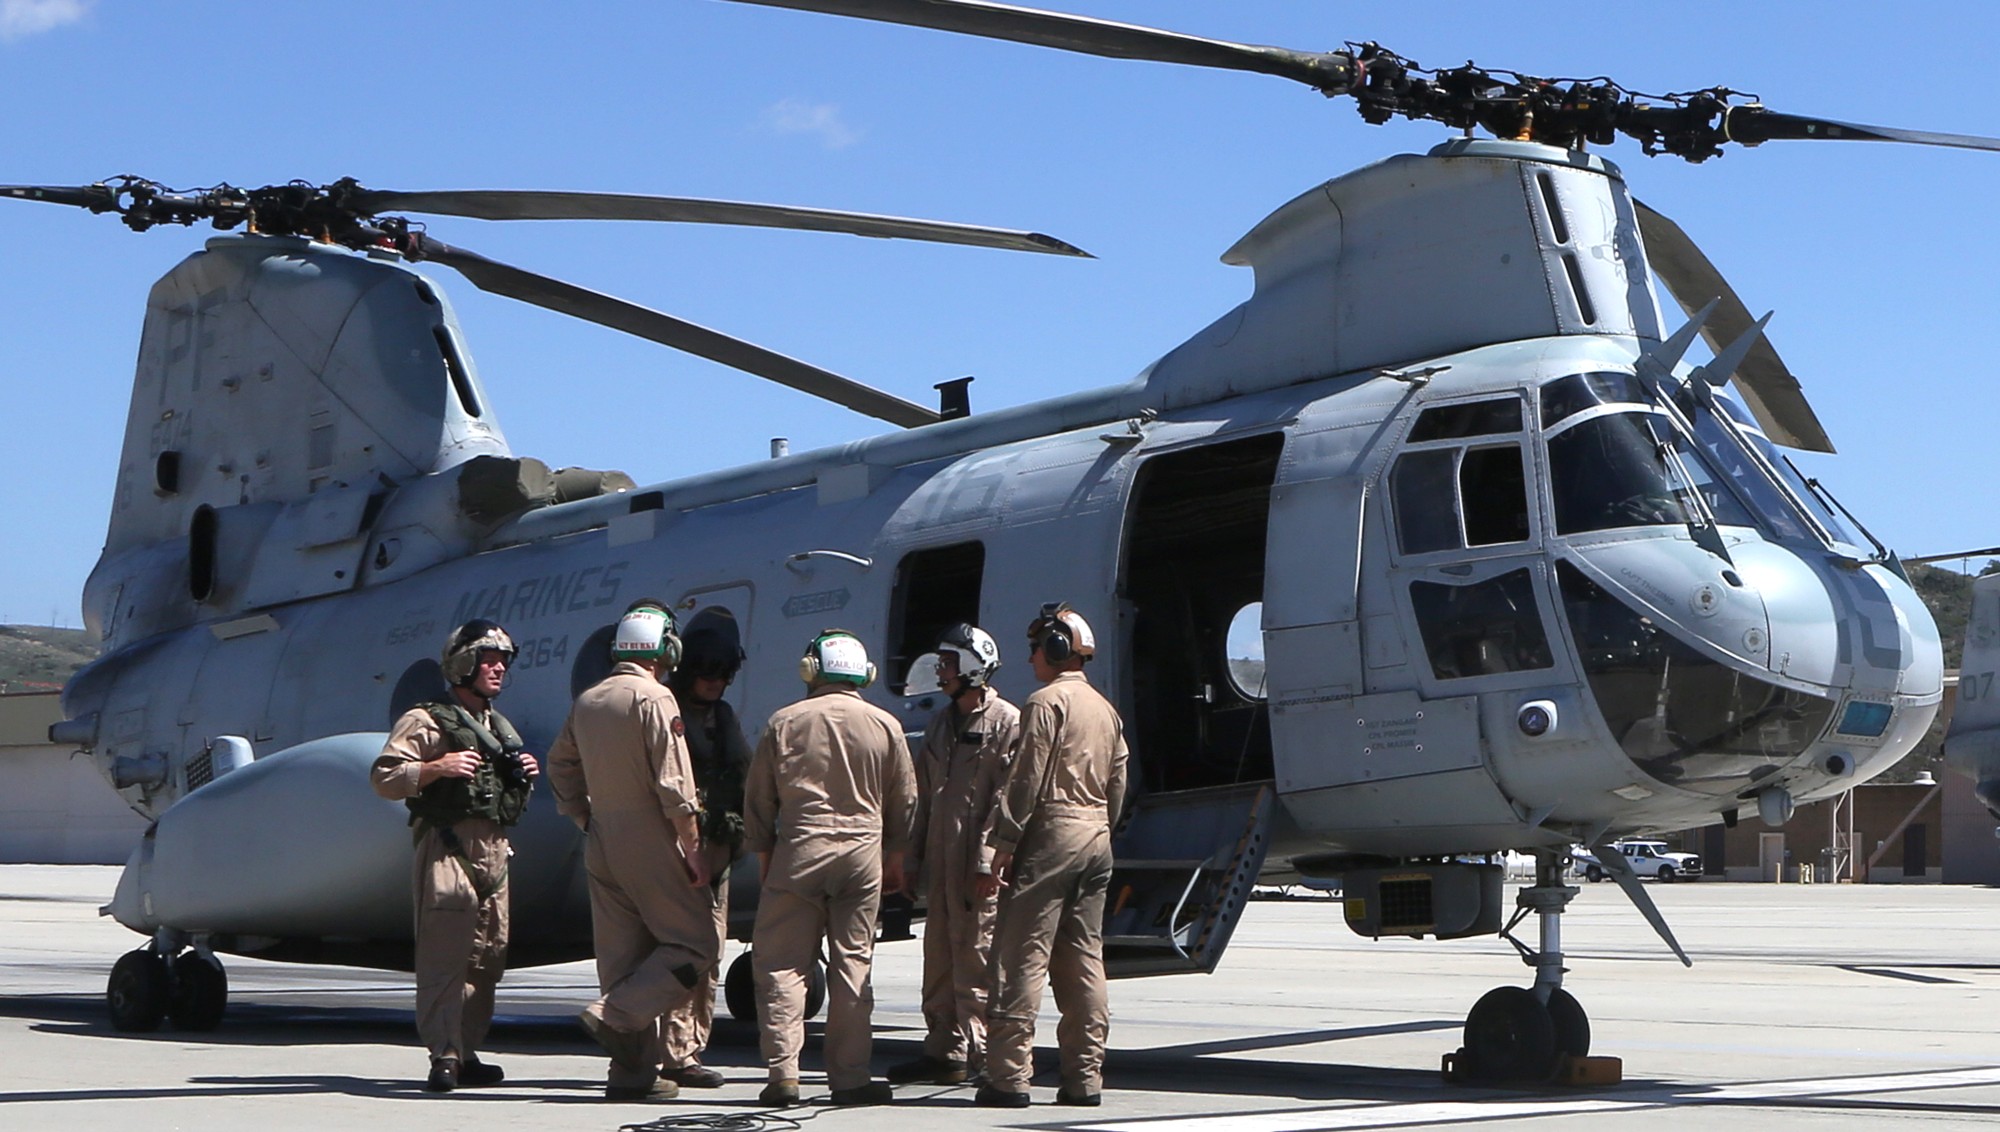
[1541,373,1755,536]
[1708,397,1860,548]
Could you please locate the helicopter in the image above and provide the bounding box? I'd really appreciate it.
[3,0,1989,1087]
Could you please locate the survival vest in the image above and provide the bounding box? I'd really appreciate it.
[683,698,749,852]
[404,700,533,831]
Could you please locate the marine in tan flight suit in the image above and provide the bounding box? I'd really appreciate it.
[744,630,917,1107]
[977,603,1128,1109]
[370,619,539,1093]
[547,602,715,1102]
[658,626,752,1090]
[886,624,1019,1087]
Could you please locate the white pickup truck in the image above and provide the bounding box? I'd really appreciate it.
[1573,840,1702,883]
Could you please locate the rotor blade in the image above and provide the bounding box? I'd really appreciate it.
[1725,107,2000,154]
[1633,198,1835,453]
[408,235,941,428]
[722,0,1358,93]
[1903,546,2000,567]
[346,188,1089,257]
[0,183,118,210]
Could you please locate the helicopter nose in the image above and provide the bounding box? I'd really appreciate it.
[1731,542,1943,700]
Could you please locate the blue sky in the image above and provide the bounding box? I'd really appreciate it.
[4,1,1998,627]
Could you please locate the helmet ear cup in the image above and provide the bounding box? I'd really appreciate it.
[1041,624,1073,665]
[798,652,820,685]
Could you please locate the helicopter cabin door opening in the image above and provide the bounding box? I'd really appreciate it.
[1103,434,1281,979]
[1121,433,1282,793]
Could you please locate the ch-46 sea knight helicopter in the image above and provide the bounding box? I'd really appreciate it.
[9,0,1987,1085]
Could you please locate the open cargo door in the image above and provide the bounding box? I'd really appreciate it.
[1104,781,1274,978]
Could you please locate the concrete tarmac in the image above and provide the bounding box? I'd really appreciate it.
[5,865,2000,1130]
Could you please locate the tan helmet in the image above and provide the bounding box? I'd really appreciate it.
[1027,602,1095,664]
[441,619,517,687]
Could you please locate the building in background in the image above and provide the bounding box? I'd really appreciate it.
[0,692,145,864]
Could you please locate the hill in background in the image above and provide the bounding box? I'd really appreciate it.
[0,625,99,694]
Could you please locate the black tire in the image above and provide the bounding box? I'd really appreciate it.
[723,951,825,1020]
[1546,987,1590,1060]
[108,949,168,1032]
[1585,865,1604,883]
[168,951,228,1031]
[1462,986,1557,1083]
[724,951,754,1022]
[804,957,827,1020]
[1657,865,1676,883]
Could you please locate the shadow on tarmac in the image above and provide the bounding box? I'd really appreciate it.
[16,992,2000,1123]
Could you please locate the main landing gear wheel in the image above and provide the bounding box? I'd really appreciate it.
[107,949,169,1032]
[167,951,228,1031]
[724,950,826,1022]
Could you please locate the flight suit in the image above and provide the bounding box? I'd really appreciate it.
[985,670,1129,1097]
[370,706,519,1068]
[661,695,751,1076]
[744,684,917,1091]
[547,660,716,1090]
[910,687,1019,1069]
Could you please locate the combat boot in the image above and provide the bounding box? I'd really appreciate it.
[975,1083,1031,1108]
[829,1081,894,1106]
[605,1078,680,1102]
[760,1079,801,1105]
[425,1056,459,1093]
[459,1056,505,1087]
[578,1003,651,1069]
[1056,1086,1102,1106]
[661,1061,726,1088]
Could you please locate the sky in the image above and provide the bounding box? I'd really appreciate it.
[3,0,1998,628]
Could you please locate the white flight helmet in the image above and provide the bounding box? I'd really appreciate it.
[904,622,1001,695]
[611,601,682,670]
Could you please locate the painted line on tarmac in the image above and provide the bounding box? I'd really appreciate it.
[1074,1065,2000,1131]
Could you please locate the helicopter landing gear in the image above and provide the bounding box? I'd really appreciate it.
[723,948,825,1022]
[1449,851,1601,1084]
[107,948,168,1032]
[107,933,228,1033]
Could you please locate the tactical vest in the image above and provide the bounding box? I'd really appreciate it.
[684,698,748,850]
[404,701,533,831]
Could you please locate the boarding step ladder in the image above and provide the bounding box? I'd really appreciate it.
[1104,781,1274,978]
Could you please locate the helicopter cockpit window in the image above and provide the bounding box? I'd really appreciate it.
[1409,398,1522,441]
[1392,396,1531,557]
[1409,568,1555,680]
[1708,398,1859,547]
[1539,371,1649,427]
[1684,405,1816,543]
[1544,408,1743,534]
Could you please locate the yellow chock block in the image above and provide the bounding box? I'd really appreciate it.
[1553,1055,1623,1086]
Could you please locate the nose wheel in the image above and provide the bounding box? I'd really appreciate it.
[723,948,826,1022]
[106,934,228,1033]
[1449,851,1600,1084]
